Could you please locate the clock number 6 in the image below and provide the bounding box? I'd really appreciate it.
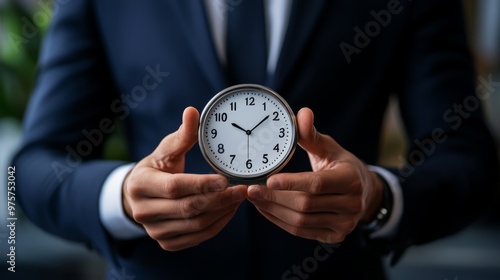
[246,159,252,169]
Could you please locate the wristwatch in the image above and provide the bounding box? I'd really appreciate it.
[361,176,394,233]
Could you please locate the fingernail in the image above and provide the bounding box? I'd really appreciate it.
[208,178,227,192]
[266,177,278,189]
[247,185,262,199]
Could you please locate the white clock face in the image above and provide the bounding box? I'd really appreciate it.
[199,84,297,183]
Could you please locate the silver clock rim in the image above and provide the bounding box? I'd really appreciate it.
[198,84,298,185]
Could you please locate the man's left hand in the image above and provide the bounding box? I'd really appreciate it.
[247,107,384,244]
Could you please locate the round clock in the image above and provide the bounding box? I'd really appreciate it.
[199,84,297,185]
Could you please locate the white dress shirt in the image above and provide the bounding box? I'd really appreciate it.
[99,0,403,240]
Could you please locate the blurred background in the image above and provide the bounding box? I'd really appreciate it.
[0,0,499,279]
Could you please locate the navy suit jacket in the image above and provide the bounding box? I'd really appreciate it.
[14,0,500,279]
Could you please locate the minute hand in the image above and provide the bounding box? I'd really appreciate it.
[250,115,270,133]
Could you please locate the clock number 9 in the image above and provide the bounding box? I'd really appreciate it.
[211,129,217,139]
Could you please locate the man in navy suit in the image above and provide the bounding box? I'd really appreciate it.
[13,0,499,279]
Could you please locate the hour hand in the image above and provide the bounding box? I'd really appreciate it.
[231,123,250,135]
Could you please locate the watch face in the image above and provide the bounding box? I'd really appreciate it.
[199,84,297,184]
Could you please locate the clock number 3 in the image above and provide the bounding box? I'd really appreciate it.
[279,128,285,138]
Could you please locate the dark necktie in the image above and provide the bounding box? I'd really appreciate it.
[226,0,267,85]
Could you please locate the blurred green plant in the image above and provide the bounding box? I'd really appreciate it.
[0,0,49,120]
[0,0,129,160]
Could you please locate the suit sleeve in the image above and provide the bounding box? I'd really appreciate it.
[386,0,500,263]
[12,0,125,264]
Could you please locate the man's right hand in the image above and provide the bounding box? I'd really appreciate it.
[122,107,247,251]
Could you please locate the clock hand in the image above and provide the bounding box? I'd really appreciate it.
[249,115,270,133]
[247,135,250,160]
[231,123,251,135]
[232,122,251,158]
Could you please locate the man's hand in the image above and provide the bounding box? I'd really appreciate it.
[247,107,384,244]
[122,107,247,251]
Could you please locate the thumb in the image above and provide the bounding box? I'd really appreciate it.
[297,107,342,159]
[154,106,200,160]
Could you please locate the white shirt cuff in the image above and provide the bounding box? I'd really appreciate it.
[367,165,404,239]
[99,163,147,239]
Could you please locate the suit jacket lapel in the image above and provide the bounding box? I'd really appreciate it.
[170,1,329,94]
[171,1,229,93]
[268,0,329,90]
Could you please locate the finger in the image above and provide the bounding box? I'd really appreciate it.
[149,106,200,172]
[254,207,346,244]
[266,167,361,195]
[155,208,239,251]
[247,185,361,214]
[249,193,334,228]
[130,171,228,199]
[134,185,247,221]
[145,200,242,240]
[296,107,343,160]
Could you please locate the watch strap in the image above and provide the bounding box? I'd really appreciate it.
[361,174,394,233]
